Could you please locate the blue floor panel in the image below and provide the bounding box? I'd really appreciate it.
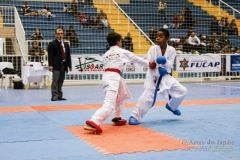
[0,82,239,160]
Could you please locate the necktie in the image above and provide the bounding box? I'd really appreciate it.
[60,41,65,61]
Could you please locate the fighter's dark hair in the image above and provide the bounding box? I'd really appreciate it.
[107,32,122,47]
[158,28,170,38]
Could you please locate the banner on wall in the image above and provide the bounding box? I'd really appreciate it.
[70,55,148,74]
[71,55,104,74]
[176,54,221,72]
[226,55,240,72]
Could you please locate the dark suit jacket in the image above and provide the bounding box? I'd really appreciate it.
[48,39,72,71]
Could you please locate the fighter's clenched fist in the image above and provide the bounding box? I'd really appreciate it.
[149,61,157,69]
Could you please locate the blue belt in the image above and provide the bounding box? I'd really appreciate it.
[150,74,172,108]
[150,75,162,108]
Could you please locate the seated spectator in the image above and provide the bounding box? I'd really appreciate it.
[219,32,230,48]
[206,41,214,53]
[79,12,87,28]
[207,32,219,44]
[220,43,232,54]
[172,14,180,29]
[66,25,79,47]
[186,27,193,37]
[198,34,207,53]
[228,19,238,35]
[210,17,219,34]
[97,9,109,27]
[182,38,191,53]
[28,41,45,62]
[21,1,31,15]
[30,28,44,40]
[87,15,95,28]
[71,0,78,16]
[44,4,52,13]
[123,32,134,52]
[93,16,104,29]
[63,4,70,12]
[25,8,55,18]
[158,0,167,22]
[213,42,221,53]
[188,31,203,54]
[149,26,157,43]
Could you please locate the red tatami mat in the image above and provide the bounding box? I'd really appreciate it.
[65,125,196,154]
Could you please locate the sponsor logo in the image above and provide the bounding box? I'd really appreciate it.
[75,57,103,72]
[179,58,189,70]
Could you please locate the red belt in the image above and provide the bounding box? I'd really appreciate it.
[105,68,121,75]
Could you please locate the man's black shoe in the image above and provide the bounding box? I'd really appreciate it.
[59,97,66,100]
[51,97,61,101]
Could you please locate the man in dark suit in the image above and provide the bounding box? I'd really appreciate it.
[48,28,72,101]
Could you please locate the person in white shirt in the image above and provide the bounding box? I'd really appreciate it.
[84,32,156,134]
[188,31,202,54]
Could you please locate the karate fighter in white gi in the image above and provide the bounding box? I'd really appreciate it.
[84,32,156,134]
[129,28,187,125]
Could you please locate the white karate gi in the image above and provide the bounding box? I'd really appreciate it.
[131,44,187,121]
[90,45,149,125]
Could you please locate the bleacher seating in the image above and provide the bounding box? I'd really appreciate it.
[207,0,240,19]
[2,0,113,55]
[119,0,239,49]
[1,0,239,53]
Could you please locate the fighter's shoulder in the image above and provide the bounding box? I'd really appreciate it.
[148,45,157,51]
[167,45,176,52]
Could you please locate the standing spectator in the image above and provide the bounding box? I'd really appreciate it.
[80,0,93,8]
[48,28,72,101]
[218,17,226,33]
[183,7,193,29]
[228,19,238,35]
[149,26,157,43]
[179,8,185,28]
[158,0,167,22]
[123,32,134,52]
[66,25,79,47]
[21,1,31,15]
[97,9,109,27]
[71,0,78,16]
[30,28,44,40]
[210,17,219,34]
[28,41,45,62]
